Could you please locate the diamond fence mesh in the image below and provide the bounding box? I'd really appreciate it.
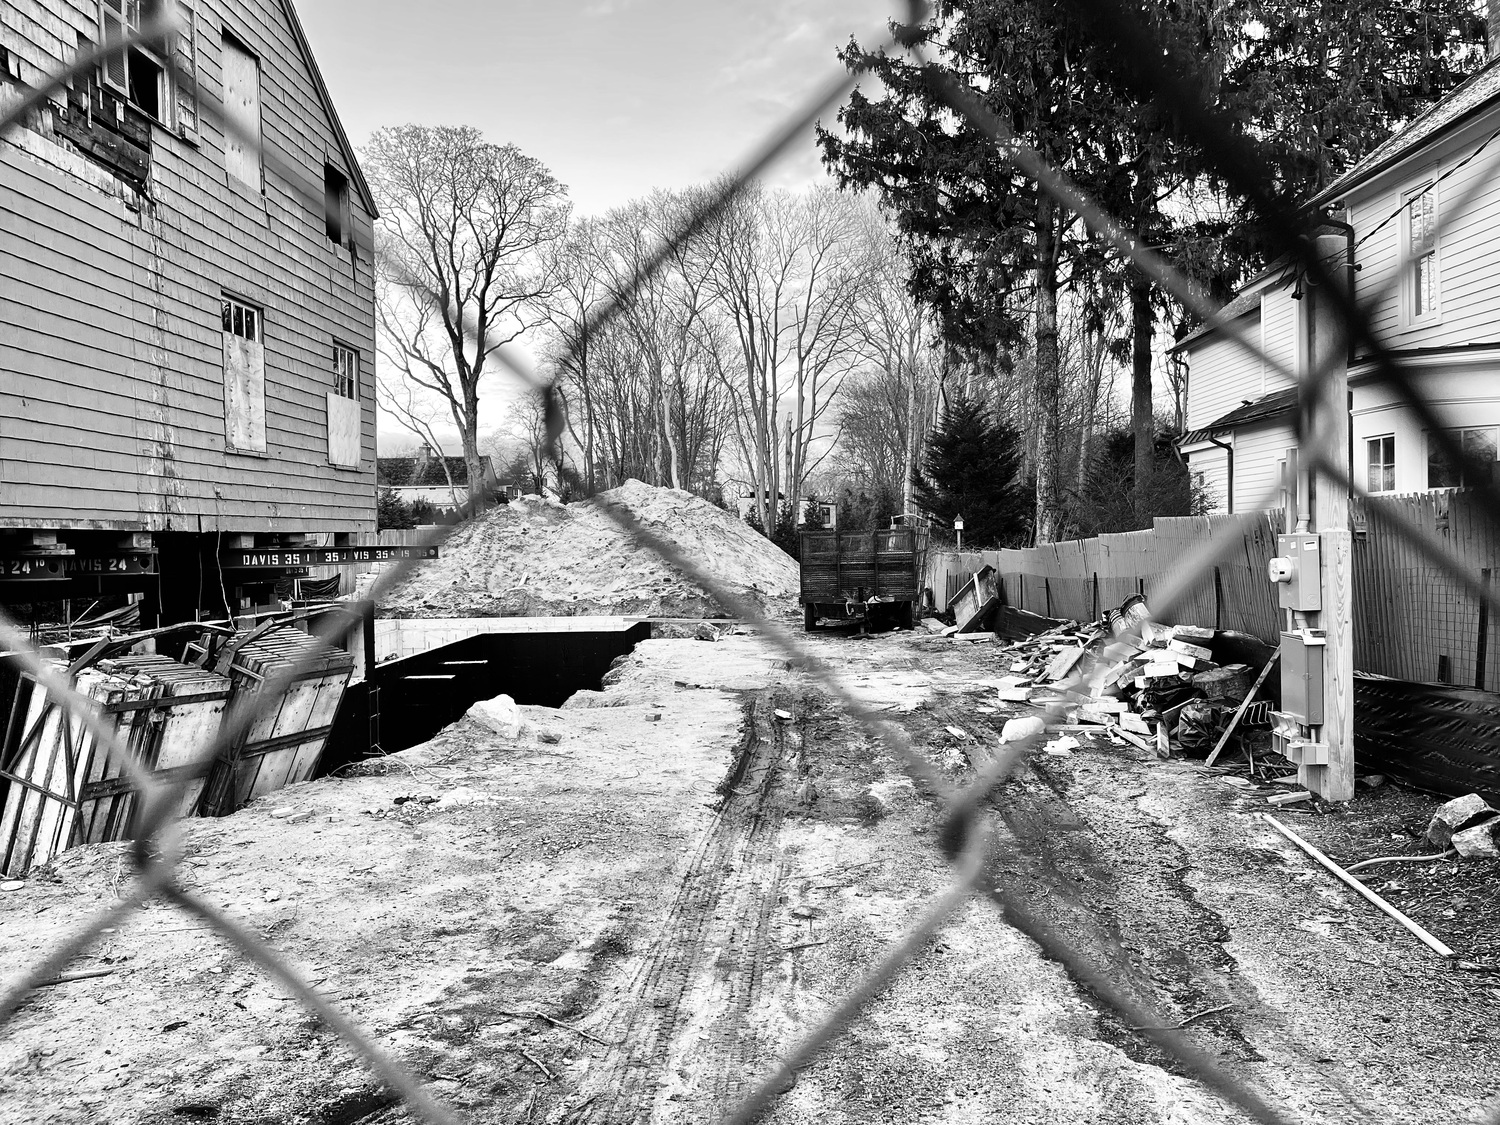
[2,4,1499,1124]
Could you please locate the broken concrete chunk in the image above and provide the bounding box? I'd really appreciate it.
[1043,736,1079,756]
[1451,818,1500,858]
[1427,793,1498,847]
[1173,625,1216,640]
[467,693,523,738]
[1000,716,1045,744]
[1167,640,1214,661]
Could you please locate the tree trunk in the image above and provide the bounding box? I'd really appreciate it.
[1033,193,1063,544]
[1130,271,1155,525]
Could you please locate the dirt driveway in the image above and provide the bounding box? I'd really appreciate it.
[0,630,1495,1124]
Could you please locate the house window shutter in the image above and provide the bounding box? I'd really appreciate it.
[99,0,130,93]
[173,1,198,138]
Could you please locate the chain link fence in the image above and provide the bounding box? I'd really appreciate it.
[2,3,1499,1124]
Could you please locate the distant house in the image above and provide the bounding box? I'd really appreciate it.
[376,445,514,510]
[1176,58,1500,507]
[735,492,837,528]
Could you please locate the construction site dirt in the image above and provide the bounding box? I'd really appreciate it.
[0,631,1495,1125]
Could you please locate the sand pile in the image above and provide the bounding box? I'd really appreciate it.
[379,479,800,619]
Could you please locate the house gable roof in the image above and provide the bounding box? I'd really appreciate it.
[1180,387,1298,445]
[377,455,494,487]
[278,0,376,217]
[1311,58,1500,208]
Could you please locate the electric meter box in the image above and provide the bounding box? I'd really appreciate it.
[1274,533,1322,611]
[1280,629,1326,726]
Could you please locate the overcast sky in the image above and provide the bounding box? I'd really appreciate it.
[299,0,892,217]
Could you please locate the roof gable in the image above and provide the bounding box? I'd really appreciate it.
[277,0,376,217]
[1312,59,1500,207]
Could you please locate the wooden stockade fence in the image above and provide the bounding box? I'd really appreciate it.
[925,490,1500,694]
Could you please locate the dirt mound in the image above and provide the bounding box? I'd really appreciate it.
[380,479,800,619]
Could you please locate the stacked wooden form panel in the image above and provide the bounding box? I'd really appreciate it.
[0,656,229,876]
[194,627,353,817]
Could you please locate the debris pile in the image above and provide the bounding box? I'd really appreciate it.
[984,605,1275,760]
[379,479,800,620]
[1427,794,1500,859]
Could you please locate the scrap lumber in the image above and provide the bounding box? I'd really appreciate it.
[1203,655,1280,767]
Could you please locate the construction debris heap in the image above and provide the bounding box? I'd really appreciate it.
[380,480,800,619]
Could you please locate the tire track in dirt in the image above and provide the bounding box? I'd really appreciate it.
[561,687,802,1125]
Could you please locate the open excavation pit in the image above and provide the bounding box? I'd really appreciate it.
[324,617,652,771]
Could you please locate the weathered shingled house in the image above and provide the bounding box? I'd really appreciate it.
[0,0,377,621]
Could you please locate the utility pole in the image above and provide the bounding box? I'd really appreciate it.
[1271,231,1354,801]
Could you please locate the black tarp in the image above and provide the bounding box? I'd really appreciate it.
[1354,674,1500,804]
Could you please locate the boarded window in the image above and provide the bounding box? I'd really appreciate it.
[324,164,350,245]
[221,33,261,190]
[222,295,266,452]
[328,343,359,467]
[173,1,198,138]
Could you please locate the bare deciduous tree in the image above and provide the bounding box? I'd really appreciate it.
[367,125,569,500]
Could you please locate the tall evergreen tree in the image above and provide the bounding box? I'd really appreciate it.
[913,395,1034,548]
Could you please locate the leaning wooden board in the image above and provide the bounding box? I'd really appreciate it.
[195,626,353,817]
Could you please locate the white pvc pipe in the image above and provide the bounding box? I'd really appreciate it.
[1260,814,1455,959]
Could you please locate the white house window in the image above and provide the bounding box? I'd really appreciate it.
[1428,427,1497,489]
[222,295,266,452]
[1366,435,1395,493]
[1407,184,1438,320]
[334,343,358,399]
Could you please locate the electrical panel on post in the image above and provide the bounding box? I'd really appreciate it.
[1268,533,1322,611]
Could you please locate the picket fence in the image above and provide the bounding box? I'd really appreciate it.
[925,491,1500,693]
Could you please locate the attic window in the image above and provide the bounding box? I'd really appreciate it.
[324,163,350,245]
[100,0,169,122]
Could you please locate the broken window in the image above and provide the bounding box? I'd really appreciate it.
[324,164,351,246]
[222,295,267,452]
[1428,427,1497,489]
[99,0,171,123]
[1407,184,1438,320]
[1366,435,1395,493]
[333,343,358,400]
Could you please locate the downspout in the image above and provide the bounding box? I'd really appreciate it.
[1208,435,1234,513]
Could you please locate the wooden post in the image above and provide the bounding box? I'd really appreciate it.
[1299,232,1355,802]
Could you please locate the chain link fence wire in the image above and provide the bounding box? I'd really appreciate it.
[2,2,1499,1122]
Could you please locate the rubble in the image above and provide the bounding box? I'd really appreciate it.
[1427,794,1498,849]
[380,479,800,619]
[975,600,1279,763]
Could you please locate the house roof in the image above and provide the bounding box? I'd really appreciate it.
[1311,58,1500,208]
[377,454,494,487]
[1169,259,1297,354]
[1181,387,1298,444]
[279,0,377,217]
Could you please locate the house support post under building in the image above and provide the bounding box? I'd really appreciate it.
[1298,233,1355,801]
